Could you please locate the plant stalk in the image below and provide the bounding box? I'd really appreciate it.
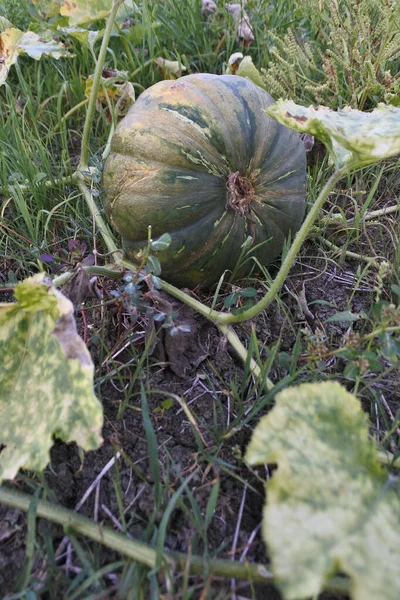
[219,324,274,391]
[321,203,400,226]
[77,174,122,260]
[317,236,382,267]
[79,0,125,171]
[52,264,124,288]
[0,486,350,594]
[0,174,77,195]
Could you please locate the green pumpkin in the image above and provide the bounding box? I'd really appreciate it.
[102,74,307,287]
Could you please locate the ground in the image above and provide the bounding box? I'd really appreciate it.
[1,245,383,598]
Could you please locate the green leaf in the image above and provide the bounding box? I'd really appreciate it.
[57,26,103,50]
[0,274,103,483]
[115,0,135,23]
[0,27,72,86]
[380,333,400,362]
[223,293,238,309]
[239,287,258,297]
[343,361,362,379]
[245,381,400,600]
[60,0,113,26]
[161,398,173,410]
[150,232,172,252]
[146,255,161,277]
[390,284,400,299]
[325,310,361,323]
[266,100,400,170]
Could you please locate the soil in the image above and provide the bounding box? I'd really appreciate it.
[0,253,380,599]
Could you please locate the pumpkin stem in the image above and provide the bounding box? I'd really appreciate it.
[226,172,254,216]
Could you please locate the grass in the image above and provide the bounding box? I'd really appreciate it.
[0,0,400,597]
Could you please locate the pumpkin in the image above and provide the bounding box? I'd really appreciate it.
[102,74,307,288]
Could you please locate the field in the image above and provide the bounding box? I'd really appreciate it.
[1,0,400,598]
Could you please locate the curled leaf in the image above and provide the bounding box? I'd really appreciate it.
[226,53,266,90]
[201,0,217,16]
[85,68,135,123]
[246,381,400,600]
[0,274,103,483]
[267,100,400,169]
[154,57,187,79]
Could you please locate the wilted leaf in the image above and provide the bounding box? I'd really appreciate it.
[85,68,135,123]
[0,274,103,483]
[226,3,254,45]
[246,381,400,600]
[267,100,400,169]
[0,28,23,85]
[0,27,72,86]
[60,0,112,26]
[32,0,62,19]
[58,26,103,50]
[154,57,187,79]
[201,0,217,15]
[64,264,93,308]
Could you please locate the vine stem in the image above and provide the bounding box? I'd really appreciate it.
[0,486,350,594]
[76,174,122,261]
[321,203,400,226]
[316,236,383,267]
[219,324,274,391]
[0,174,77,195]
[52,264,124,287]
[79,0,125,171]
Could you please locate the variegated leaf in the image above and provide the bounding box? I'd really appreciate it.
[0,274,103,483]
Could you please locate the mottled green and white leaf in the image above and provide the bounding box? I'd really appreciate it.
[246,381,400,600]
[0,274,103,483]
[0,27,72,85]
[60,0,112,25]
[267,100,400,169]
